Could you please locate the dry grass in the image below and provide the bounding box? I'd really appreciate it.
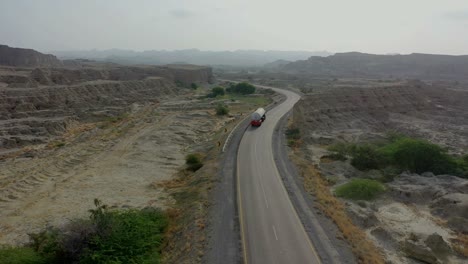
[158,157,217,264]
[451,234,468,257]
[290,151,385,264]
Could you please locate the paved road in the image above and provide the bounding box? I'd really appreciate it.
[237,86,321,264]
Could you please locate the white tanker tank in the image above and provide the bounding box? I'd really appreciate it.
[250,108,266,127]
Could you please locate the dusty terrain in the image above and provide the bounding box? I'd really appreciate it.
[0,50,225,248]
[0,64,276,264]
[0,100,229,244]
[0,62,212,152]
[290,80,468,263]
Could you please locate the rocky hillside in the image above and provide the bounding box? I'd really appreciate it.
[0,45,62,67]
[293,81,468,153]
[283,52,468,81]
[292,81,468,263]
[0,62,213,151]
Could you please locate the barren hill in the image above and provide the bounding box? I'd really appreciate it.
[294,81,468,153]
[0,61,212,151]
[0,45,62,67]
[283,52,468,81]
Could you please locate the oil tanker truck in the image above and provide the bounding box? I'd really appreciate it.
[250,108,266,127]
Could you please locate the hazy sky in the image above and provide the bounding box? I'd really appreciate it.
[1,0,468,54]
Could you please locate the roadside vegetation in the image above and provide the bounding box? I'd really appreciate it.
[285,127,301,147]
[0,199,168,264]
[226,82,256,94]
[285,122,385,262]
[335,179,386,200]
[206,86,225,98]
[328,134,468,178]
[292,155,386,263]
[185,153,204,171]
[215,104,229,116]
[207,82,270,112]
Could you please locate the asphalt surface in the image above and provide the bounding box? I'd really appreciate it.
[237,88,321,264]
[204,90,286,264]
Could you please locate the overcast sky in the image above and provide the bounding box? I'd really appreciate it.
[1,0,468,54]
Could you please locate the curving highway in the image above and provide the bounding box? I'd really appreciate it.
[237,86,322,264]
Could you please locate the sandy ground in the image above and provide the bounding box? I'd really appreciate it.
[0,96,231,245]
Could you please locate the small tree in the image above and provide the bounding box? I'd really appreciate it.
[226,82,255,95]
[186,153,203,172]
[211,86,225,97]
[215,104,229,115]
[191,83,198,89]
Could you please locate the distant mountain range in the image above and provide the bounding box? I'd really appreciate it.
[51,49,332,67]
[281,52,468,80]
[0,45,62,67]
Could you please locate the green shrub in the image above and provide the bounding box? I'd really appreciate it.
[328,142,357,160]
[26,199,168,264]
[28,228,64,263]
[326,153,347,161]
[350,144,388,171]
[329,136,467,177]
[190,83,198,89]
[0,246,46,264]
[380,137,458,174]
[81,208,167,264]
[211,87,225,97]
[186,153,203,171]
[335,179,386,200]
[226,82,256,95]
[287,139,296,147]
[286,128,300,140]
[185,154,201,165]
[455,154,468,178]
[187,163,203,172]
[215,104,229,116]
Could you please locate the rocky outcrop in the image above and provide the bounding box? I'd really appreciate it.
[0,45,62,67]
[403,239,441,264]
[293,82,468,153]
[0,59,213,151]
[402,233,453,264]
[25,65,212,86]
[0,78,180,149]
[388,173,468,204]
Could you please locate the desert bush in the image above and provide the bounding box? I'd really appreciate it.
[186,153,203,171]
[80,207,167,263]
[286,128,300,140]
[328,142,357,160]
[25,199,168,264]
[455,154,468,178]
[215,104,229,116]
[28,227,65,263]
[335,179,385,200]
[185,153,201,165]
[190,83,198,89]
[286,128,301,147]
[0,246,46,264]
[211,86,225,97]
[325,153,347,161]
[226,82,256,95]
[350,144,388,171]
[380,137,458,174]
[331,136,464,176]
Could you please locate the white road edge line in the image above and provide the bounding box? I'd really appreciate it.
[272,225,279,240]
[260,181,269,209]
